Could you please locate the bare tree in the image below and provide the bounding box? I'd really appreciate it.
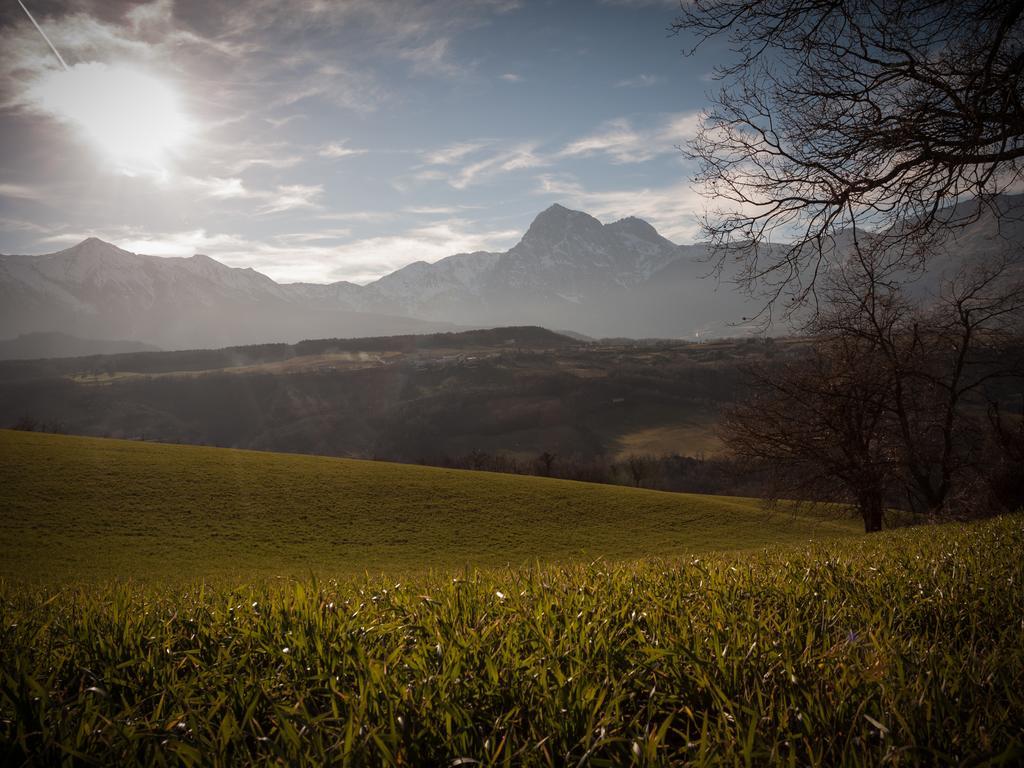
[536,451,557,477]
[674,0,1024,314]
[817,249,1024,515]
[726,247,1024,528]
[626,454,653,488]
[723,335,897,531]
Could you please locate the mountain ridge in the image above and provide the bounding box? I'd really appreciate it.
[7,198,1015,350]
[3,204,759,348]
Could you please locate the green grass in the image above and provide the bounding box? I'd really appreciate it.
[2,515,1022,765]
[0,429,857,582]
[4,429,1018,764]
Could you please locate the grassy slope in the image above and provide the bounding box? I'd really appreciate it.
[0,429,857,582]
[2,515,1021,765]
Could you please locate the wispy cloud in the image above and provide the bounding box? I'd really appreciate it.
[399,37,464,78]
[558,112,700,164]
[419,140,546,188]
[258,184,324,214]
[422,141,492,166]
[318,141,368,159]
[222,145,304,173]
[316,210,396,223]
[0,183,47,201]
[613,73,661,88]
[321,219,521,283]
[183,176,250,199]
[499,72,523,82]
[404,205,471,215]
[452,144,544,188]
[181,176,323,213]
[413,113,699,192]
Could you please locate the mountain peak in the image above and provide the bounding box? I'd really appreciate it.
[606,215,663,242]
[522,204,603,245]
[68,236,123,253]
[59,237,137,263]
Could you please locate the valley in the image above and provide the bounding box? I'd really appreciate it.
[0,328,794,471]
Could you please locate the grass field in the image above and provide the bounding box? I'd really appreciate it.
[1,515,1021,765]
[0,429,857,583]
[3,429,1019,765]
[614,422,724,459]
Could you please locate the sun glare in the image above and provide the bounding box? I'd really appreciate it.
[28,62,194,178]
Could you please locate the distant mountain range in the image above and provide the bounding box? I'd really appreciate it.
[2,199,1020,355]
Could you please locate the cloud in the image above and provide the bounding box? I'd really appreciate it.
[184,176,250,199]
[403,205,470,215]
[613,73,661,88]
[0,183,47,201]
[222,147,304,173]
[419,140,546,188]
[399,37,464,78]
[180,176,323,213]
[415,113,698,193]
[316,210,396,223]
[452,144,544,188]
[259,184,324,214]
[558,112,701,164]
[319,141,368,159]
[499,73,523,82]
[274,229,353,244]
[535,173,708,243]
[422,140,493,166]
[320,219,521,283]
[264,114,306,129]
[0,217,51,236]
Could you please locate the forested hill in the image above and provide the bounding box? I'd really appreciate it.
[0,326,574,380]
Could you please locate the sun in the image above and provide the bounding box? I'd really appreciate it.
[28,62,195,179]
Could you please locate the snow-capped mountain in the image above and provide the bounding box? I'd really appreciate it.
[0,205,770,352]
[353,204,756,337]
[0,238,458,351]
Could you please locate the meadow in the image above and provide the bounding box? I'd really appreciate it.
[2,515,1022,765]
[1,430,1021,765]
[0,430,856,582]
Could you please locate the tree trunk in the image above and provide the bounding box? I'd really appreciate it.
[860,489,884,533]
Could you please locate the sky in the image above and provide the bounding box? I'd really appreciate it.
[0,0,728,284]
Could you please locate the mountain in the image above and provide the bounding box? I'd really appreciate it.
[0,208,769,350]
[0,238,460,350]
[14,196,1014,351]
[349,205,767,338]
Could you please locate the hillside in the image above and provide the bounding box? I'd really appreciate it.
[0,325,574,380]
[0,429,857,582]
[2,506,1020,765]
[0,333,791,466]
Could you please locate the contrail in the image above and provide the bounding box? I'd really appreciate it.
[16,0,69,71]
